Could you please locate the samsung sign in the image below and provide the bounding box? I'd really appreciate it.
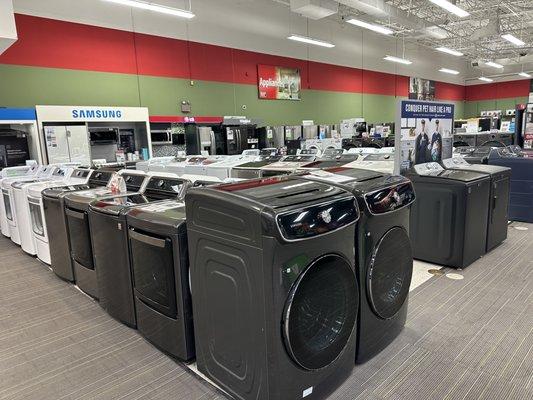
[72,109,123,119]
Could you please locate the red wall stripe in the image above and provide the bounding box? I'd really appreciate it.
[465,80,530,101]
[435,82,465,101]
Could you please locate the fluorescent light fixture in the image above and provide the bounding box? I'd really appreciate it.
[439,68,460,75]
[436,46,463,57]
[502,34,525,46]
[384,55,412,65]
[102,0,195,18]
[288,34,335,48]
[346,18,393,35]
[519,72,532,78]
[479,76,494,82]
[428,0,470,18]
[485,61,504,69]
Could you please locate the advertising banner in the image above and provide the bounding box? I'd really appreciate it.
[258,65,301,100]
[396,100,455,173]
[409,77,436,101]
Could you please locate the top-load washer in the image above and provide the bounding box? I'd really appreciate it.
[488,147,533,222]
[89,174,190,327]
[186,176,360,400]
[26,168,93,264]
[231,153,283,179]
[183,155,229,176]
[63,170,147,299]
[135,156,176,173]
[259,154,317,177]
[406,162,491,268]
[205,151,261,180]
[299,152,360,171]
[442,158,511,251]
[42,169,115,282]
[0,165,39,237]
[343,153,395,174]
[165,157,207,176]
[297,168,416,363]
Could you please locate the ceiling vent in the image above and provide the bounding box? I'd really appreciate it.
[290,0,338,20]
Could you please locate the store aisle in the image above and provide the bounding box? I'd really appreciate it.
[0,223,532,400]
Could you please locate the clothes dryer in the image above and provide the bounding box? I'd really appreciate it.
[186,176,360,399]
[42,170,114,281]
[298,168,415,363]
[406,162,491,268]
[89,175,189,327]
[442,158,511,251]
[62,171,146,297]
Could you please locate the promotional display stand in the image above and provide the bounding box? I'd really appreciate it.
[0,108,41,165]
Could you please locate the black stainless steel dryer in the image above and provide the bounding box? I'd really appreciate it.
[89,176,190,327]
[42,170,113,281]
[63,171,147,298]
[186,176,360,400]
[406,162,491,268]
[298,168,416,363]
[442,158,511,251]
[126,200,193,361]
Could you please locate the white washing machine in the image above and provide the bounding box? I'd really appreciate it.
[166,156,207,176]
[12,165,77,253]
[27,168,93,264]
[344,153,395,174]
[136,156,178,173]
[205,151,260,180]
[0,165,39,237]
[184,155,229,176]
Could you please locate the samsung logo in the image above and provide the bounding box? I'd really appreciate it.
[72,109,123,119]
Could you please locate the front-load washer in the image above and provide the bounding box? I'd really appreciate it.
[63,170,147,299]
[27,168,93,264]
[259,154,317,177]
[186,176,360,400]
[13,165,77,254]
[42,169,115,282]
[442,158,511,251]
[298,168,416,363]
[126,200,193,360]
[89,175,189,327]
[0,165,39,237]
[406,162,491,268]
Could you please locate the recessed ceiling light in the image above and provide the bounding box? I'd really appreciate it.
[103,0,195,18]
[519,72,532,78]
[436,46,463,57]
[287,34,335,48]
[384,55,412,65]
[485,61,504,69]
[479,76,494,82]
[502,34,525,46]
[439,68,460,75]
[428,0,470,18]
[346,18,394,35]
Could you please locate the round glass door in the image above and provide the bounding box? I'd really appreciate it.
[367,227,413,320]
[283,254,358,371]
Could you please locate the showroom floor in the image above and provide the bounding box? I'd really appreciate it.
[0,223,531,400]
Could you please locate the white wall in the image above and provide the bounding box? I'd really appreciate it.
[13,0,469,84]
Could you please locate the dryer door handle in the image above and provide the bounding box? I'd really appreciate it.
[129,229,167,248]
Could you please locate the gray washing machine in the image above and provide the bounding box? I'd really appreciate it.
[442,158,511,251]
[42,170,114,282]
[88,176,190,327]
[186,176,360,400]
[406,162,491,268]
[63,172,147,298]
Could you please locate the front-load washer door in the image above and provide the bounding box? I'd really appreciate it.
[283,254,358,371]
[28,198,45,238]
[367,227,413,320]
[129,228,177,319]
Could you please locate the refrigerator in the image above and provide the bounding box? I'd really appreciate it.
[44,125,91,165]
[215,125,258,155]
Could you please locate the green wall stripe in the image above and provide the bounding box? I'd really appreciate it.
[0,64,465,125]
[464,97,528,118]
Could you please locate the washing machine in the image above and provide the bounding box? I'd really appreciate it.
[183,155,229,176]
[135,156,177,173]
[298,168,416,363]
[42,170,115,282]
[186,176,360,399]
[26,169,93,264]
[12,165,77,254]
[406,162,491,268]
[260,154,316,177]
[4,165,62,246]
[442,158,511,251]
[63,170,147,298]
[126,200,194,360]
[89,174,189,327]
[205,151,260,180]
[231,153,282,179]
[488,147,533,222]
[299,152,359,171]
[0,165,39,237]
[344,153,395,174]
[165,156,207,176]
[453,133,477,147]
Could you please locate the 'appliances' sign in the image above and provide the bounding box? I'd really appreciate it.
[258,65,301,101]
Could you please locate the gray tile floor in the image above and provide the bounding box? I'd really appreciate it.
[0,223,532,400]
